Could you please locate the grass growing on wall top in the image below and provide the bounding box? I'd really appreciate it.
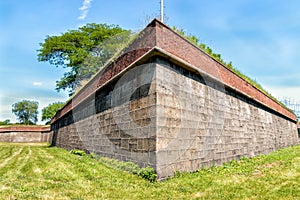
[0,143,300,199]
[173,27,293,114]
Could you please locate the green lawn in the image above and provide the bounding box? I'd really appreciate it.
[0,143,300,199]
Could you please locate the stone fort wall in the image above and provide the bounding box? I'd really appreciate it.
[51,19,298,179]
[0,125,52,143]
[51,64,157,168]
[154,59,298,178]
[51,58,298,179]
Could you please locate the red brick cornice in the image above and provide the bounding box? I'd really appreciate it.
[51,18,296,124]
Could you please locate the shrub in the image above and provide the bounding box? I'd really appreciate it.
[89,152,97,159]
[70,149,86,156]
[137,166,157,182]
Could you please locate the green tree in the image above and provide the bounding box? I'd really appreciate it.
[12,100,39,125]
[0,119,10,125]
[41,102,65,124]
[37,23,130,96]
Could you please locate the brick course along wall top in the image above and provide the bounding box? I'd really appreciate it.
[51,19,299,179]
[0,125,52,143]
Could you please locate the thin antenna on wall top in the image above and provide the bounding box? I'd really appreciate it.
[160,0,164,22]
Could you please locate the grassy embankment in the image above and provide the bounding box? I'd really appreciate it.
[0,143,300,199]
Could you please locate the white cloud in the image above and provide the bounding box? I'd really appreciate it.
[0,93,68,125]
[33,82,42,86]
[264,86,300,101]
[78,0,93,20]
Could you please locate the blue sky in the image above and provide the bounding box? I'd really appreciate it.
[1,0,300,124]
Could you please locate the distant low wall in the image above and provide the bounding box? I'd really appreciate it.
[0,125,52,143]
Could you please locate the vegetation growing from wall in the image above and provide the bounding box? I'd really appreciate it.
[172,27,292,113]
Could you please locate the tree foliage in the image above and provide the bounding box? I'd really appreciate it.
[0,119,10,126]
[41,102,65,124]
[77,30,133,83]
[12,100,39,125]
[37,23,129,96]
